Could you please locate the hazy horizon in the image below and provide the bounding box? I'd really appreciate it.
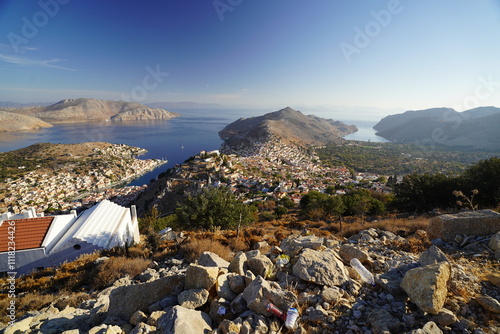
[1,1,500,115]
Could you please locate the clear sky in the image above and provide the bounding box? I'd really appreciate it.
[1,0,500,114]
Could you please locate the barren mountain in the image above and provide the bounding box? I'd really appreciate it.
[4,98,180,124]
[373,106,500,151]
[0,110,52,132]
[219,107,357,149]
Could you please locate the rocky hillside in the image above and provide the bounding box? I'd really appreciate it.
[2,98,180,126]
[373,106,500,151]
[2,211,499,334]
[219,107,357,151]
[0,110,52,132]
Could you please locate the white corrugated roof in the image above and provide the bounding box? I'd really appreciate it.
[49,200,138,253]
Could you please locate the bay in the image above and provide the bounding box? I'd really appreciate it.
[342,120,390,143]
[0,108,265,186]
[0,109,388,187]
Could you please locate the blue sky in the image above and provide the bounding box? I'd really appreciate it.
[1,0,500,115]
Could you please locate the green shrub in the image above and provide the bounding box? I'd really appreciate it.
[176,186,256,230]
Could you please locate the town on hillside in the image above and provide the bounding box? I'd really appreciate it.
[137,137,389,216]
[0,144,165,215]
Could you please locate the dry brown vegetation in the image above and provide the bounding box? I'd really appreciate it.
[91,256,152,290]
[0,213,434,325]
[0,249,151,323]
[180,237,233,263]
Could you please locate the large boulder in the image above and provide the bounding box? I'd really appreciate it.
[339,244,371,263]
[228,251,247,275]
[476,295,500,313]
[198,251,230,269]
[157,305,212,333]
[419,245,449,266]
[292,248,349,287]
[216,273,238,301]
[280,235,324,254]
[178,289,210,309]
[241,276,297,315]
[246,254,274,278]
[400,263,451,314]
[407,321,443,334]
[184,264,219,290]
[489,231,500,250]
[107,275,184,321]
[427,210,500,241]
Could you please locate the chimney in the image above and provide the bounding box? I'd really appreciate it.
[130,205,138,222]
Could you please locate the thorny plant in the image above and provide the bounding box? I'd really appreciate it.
[453,189,479,211]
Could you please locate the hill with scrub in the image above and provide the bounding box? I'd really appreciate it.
[219,107,357,152]
[373,106,500,151]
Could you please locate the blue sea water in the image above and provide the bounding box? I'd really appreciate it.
[0,109,387,186]
[343,120,390,143]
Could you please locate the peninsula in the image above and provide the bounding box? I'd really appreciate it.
[0,98,180,131]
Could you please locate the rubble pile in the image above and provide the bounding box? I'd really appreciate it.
[2,213,499,334]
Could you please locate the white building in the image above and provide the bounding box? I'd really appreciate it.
[0,200,140,276]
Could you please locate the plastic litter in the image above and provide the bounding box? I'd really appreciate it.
[285,307,299,329]
[276,254,290,267]
[217,306,226,315]
[350,257,375,285]
[266,303,287,320]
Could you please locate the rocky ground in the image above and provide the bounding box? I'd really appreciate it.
[2,212,499,334]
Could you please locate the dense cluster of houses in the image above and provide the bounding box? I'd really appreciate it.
[168,139,390,202]
[0,145,164,214]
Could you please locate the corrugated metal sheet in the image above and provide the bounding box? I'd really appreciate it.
[49,200,137,253]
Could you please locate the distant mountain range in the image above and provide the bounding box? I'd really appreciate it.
[219,106,357,149]
[0,98,180,132]
[0,101,55,108]
[374,106,500,151]
[146,101,225,109]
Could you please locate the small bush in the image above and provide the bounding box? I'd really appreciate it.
[180,238,232,263]
[91,257,151,289]
[53,292,90,310]
[259,211,276,221]
[227,237,249,252]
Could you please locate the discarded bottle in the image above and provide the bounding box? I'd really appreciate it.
[285,307,299,329]
[350,258,375,285]
[267,303,287,320]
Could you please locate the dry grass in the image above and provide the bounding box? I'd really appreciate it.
[52,292,91,310]
[0,290,91,324]
[227,237,249,252]
[335,216,430,239]
[90,256,151,289]
[0,292,56,323]
[180,237,233,263]
[389,237,431,254]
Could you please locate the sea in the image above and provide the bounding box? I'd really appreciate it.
[0,109,388,186]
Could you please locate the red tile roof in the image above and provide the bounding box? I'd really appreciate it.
[0,217,54,252]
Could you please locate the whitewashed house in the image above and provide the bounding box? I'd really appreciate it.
[0,200,140,276]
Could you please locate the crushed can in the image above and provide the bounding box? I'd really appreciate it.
[266,303,287,320]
